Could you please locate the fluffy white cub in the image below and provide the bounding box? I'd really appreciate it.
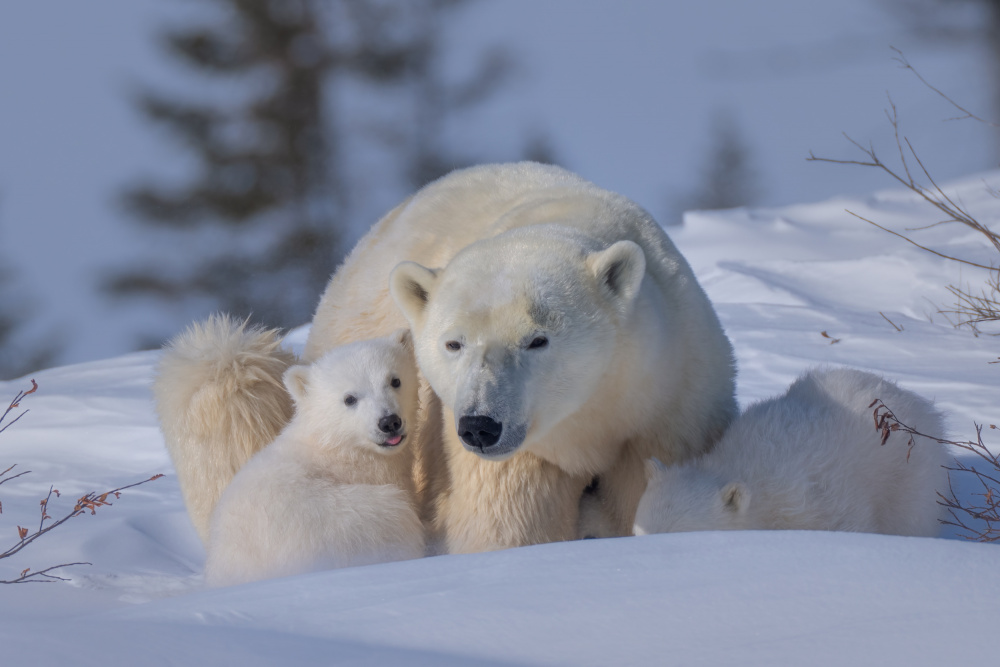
[205,330,424,587]
[635,368,949,537]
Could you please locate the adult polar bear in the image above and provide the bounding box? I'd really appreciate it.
[303,162,737,552]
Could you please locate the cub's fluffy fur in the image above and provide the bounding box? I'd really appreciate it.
[205,330,424,587]
[635,368,949,537]
[154,315,296,544]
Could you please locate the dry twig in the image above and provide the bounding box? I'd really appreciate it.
[879,311,904,332]
[807,51,1000,338]
[1,380,165,583]
[869,398,1000,542]
[1,476,164,567]
[807,100,1000,260]
[0,378,37,436]
[890,46,999,127]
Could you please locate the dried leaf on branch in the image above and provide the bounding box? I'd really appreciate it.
[870,398,1000,542]
[1,380,165,583]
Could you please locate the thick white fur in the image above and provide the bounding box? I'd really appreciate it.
[304,162,737,552]
[154,314,296,544]
[634,368,949,537]
[205,331,425,587]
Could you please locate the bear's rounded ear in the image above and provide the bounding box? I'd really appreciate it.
[392,327,413,351]
[389,261,440,326]
[587,240,646,312]
[720,482,750,514]
[283,365,311,404]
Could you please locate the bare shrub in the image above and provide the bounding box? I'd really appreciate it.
[812,50,1000,542]
[1,380,163,583]
[871,398,999,542]
[807,47,1000,337]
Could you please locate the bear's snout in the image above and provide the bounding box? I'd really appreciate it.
[458,415,503,450]
[378,414,402,434]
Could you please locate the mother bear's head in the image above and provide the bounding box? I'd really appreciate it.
[389,224,646,461]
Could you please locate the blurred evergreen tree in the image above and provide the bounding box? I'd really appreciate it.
[108,0,541,340]
[671,110,761,220]
[0,244,58,379]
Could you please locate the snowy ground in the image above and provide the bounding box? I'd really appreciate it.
[1,173,998,665]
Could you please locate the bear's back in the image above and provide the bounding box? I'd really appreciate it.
[707,369,947,534]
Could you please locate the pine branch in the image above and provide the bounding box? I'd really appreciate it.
[163,28,250,72]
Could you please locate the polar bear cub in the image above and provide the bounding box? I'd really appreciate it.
[634,368,949,537]
[154,314,297,545]
[205,330,425,587]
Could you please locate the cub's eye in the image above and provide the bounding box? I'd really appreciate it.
[344,395,357,407]
[527,336,549,350]
[390,378,401,388]
[445,340,462,352]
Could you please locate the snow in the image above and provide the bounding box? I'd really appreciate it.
[1,173,999,664]
[7,532,996,666]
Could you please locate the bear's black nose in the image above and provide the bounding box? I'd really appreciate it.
[378,414,402,434]
[458,415,503,450]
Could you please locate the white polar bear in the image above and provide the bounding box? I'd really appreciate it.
[634,368,949,537]
[154,314,297,544]
[204,330,425,587]
[158,162,738,555]
[371,163,738,551]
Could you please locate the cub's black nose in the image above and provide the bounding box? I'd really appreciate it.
[378,414,402,434]
[458,415,503,450]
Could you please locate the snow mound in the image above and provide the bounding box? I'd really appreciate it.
[1,172,998,665]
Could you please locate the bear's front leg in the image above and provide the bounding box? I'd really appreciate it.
[576,440,647,539]
[435,425,590,553]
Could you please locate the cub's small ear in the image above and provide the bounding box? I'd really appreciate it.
[644,457,667,483]
[283,365,311,404]
[587,240,646,312]
[392,327,413,350]
[720,482,750,514]
[389,261,439,326]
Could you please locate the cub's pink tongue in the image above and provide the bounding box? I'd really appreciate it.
[386,434,403,446]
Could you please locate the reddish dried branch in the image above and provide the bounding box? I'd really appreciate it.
[1,474,165,563]
[871,399,1000,542]
[0,379,36,436]
[1,380,165,582]
[879,311,904,332]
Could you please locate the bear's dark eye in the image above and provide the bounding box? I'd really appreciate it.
[344,394,357,407]
[390,378,401,388]
[445,340,462,352]
[527,336,548,350]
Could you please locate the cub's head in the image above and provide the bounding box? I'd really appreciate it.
[283,329,418,454]
[633,458,750,534]
[390,227,646,460]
